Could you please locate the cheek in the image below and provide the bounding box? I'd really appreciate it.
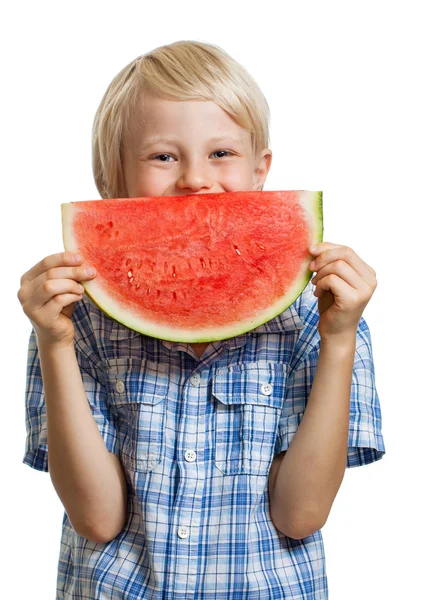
[126,165,172,197]
[219,164,255,191]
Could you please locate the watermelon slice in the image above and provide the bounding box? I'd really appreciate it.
[61,191,323,342]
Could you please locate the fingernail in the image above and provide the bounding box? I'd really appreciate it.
[310,245,317,253]
[74,253,83,263]
[86,267,96,276]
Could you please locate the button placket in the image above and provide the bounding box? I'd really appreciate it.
[177,526,189,539]
[190,374,201,387]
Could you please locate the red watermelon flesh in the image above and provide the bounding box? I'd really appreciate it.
[61,190,323,342]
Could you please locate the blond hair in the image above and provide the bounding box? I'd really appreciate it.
[92,40,270,198]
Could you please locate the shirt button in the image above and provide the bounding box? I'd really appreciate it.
[184,450,197,463]
[261,382,273,396]
[115,380,125,394]
[178,526,189,539]
[190,374,201,387]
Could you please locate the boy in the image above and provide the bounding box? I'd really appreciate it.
[19,41,385,599]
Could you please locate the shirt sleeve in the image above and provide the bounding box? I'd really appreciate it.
[22,315,119,473]
[274,316,385,468]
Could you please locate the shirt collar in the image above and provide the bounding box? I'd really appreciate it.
[221,303,305,352]
[109,301,305,347]
[250,304,305,334]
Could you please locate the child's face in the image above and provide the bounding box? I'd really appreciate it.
[122,96,271,197]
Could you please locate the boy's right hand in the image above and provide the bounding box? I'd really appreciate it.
[17,252,97,348]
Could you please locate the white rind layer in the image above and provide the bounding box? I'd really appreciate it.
[62,191,323,342]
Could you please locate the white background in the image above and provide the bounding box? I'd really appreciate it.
[2,0,433,597]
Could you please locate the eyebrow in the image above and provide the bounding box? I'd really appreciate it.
[139,135,244,149]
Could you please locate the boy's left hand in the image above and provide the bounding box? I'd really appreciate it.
[309,242,377,340]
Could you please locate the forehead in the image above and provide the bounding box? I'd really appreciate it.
[126,95,251,146]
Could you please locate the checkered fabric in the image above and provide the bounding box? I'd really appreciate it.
[23,280,385,599]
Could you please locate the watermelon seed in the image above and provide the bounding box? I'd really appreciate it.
[137,260,143,269]
[126,259,132,266]
[147,288,151,294]
[172,266,176,278]
[157,290,161,297]
[234,245,241,256]
[173,292,177,300]
[108,221,113,228]
[135,283,140,290]
[129,277,134,284]
[127,271,132,278]
[257,243,265,250]
[200,258,206,268]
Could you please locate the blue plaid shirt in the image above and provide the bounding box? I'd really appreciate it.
[23,279,385,599]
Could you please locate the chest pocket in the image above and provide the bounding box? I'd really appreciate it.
[212,363,287,476]
[106,359,169,473]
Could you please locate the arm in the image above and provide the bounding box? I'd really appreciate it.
[41,341,128,542]
[40,341,128,543]
[269,241,377,539]
[268,334,355,539]
[18,252,127,543]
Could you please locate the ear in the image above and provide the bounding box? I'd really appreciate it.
[253,148,272,191]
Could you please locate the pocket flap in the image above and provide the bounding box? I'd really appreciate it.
[107,358,169,405]
[212,362,287,409]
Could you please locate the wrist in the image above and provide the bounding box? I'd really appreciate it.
[36,334,76,355]
[319,330,357,354]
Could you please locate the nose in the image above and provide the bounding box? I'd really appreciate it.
[175,159,213,193]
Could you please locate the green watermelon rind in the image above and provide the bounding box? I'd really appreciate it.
[62,191,323,342]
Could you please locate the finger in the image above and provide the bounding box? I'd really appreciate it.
[310,246,376,283]
[311,260,371,292]
[48,293,84,313]
[34,278,86,309]
[309,242,343,256]
[20,252,84,287]
[36,293,84,326]
[314,273,358,307]
[61,301,77,320]
[29,291,84,330]
[310,243,376,277]
[23,279,85,315]
[19,265,96,306]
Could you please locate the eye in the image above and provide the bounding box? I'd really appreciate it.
[210,150,233,159]
[152,154,175,162]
